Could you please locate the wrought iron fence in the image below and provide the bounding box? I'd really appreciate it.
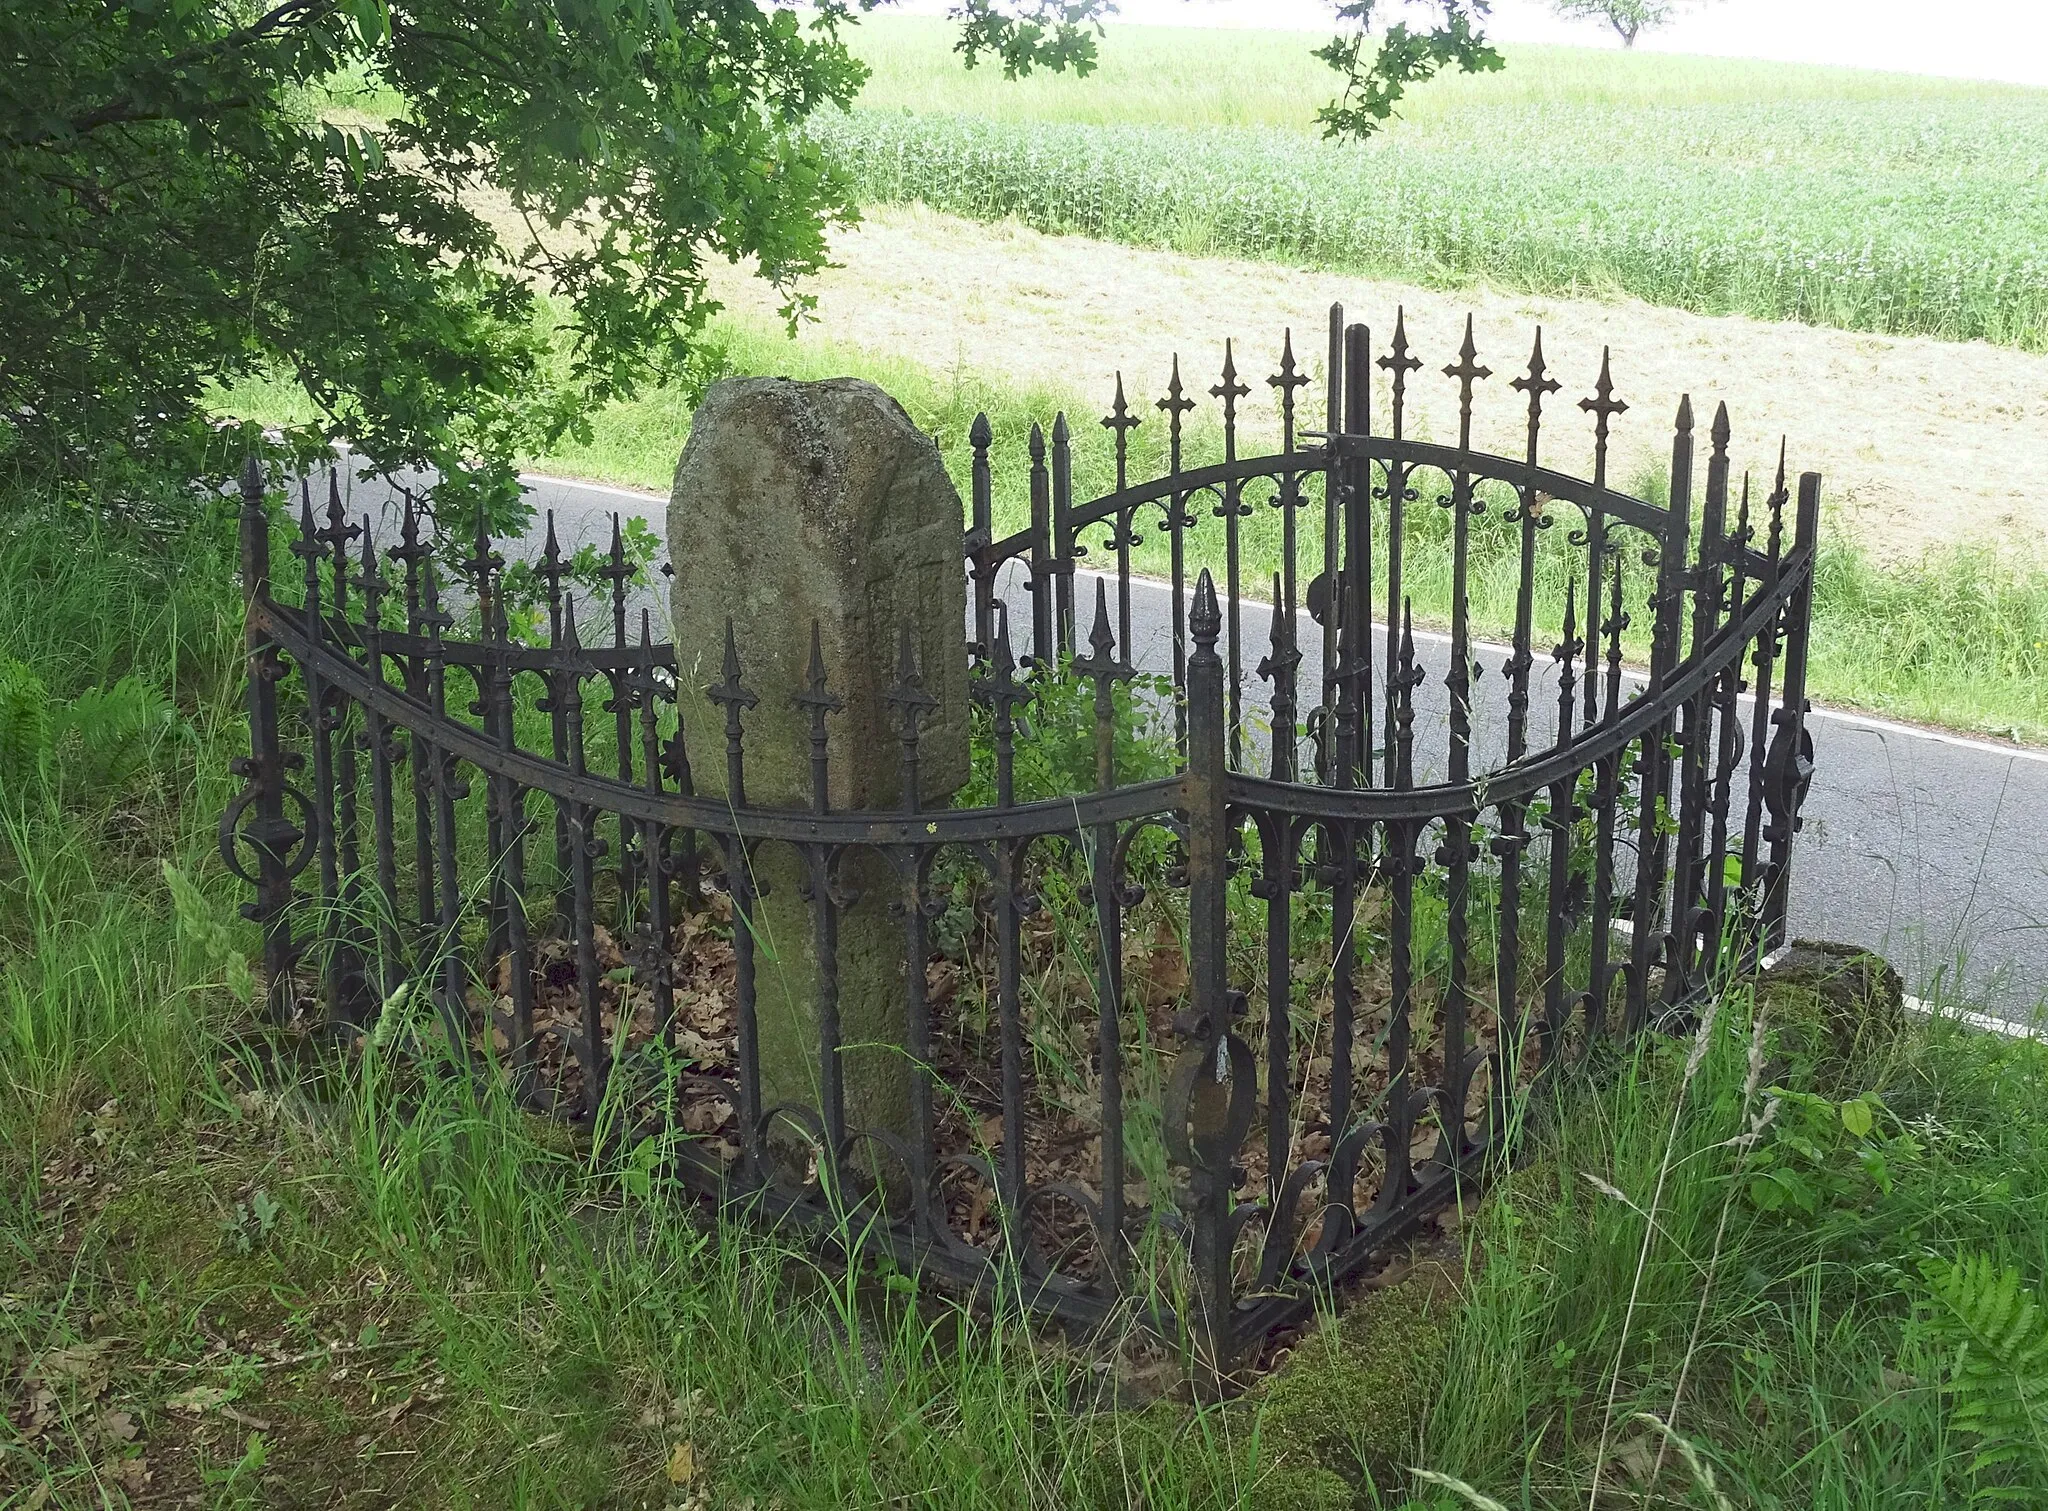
[222,305,1819,1362]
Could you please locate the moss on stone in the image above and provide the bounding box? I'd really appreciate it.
[1246,1462,1357,1511]
[1248,1274,1456,1505]
[1757,940,1907,1090]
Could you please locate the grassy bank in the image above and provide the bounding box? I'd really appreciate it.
[817,21,2048,351]
[7,481,2047,1506]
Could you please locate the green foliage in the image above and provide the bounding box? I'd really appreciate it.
[0,655,179,804]
[1424,985,2048,1507]
[1914,1254,2048,1501]
[164,860,257,1003]
[56,674,182,796]
[960,658,1178,806]
[1743,1086,1924,1220]
[1251,1279,1454,1497]
[220,1187,284,1257]
[5,1,1490,522]
[0,654,53,798]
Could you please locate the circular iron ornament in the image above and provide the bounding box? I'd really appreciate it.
[215,778,317,888]
[755,1101,832,1205]
[929,1150,1006,1264]
[1016,1180,1110,1282]
[1162,1033,1257,1175]
[835,1126,924,1223]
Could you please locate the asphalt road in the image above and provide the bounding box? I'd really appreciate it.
[319,464,2048,1022]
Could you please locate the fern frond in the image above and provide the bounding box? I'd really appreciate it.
[52,673,177,796]
[0,655,53,798]
[1916,1253,2048,1501]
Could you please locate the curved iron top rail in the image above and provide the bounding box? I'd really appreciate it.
[223,302,1823,1367]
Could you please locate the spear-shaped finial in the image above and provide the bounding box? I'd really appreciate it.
[1190,567,1222,647]
[1211,338,1249,412]
[1710,399,1732,455]
[1102,372,1139,437]
[355,513,384,616]
[1444,313,1491,446]
[292,477,321,563]
[708,617,755,715]
[884,622,938,811]
[1578,346,1629,463]
[1158,355,1194,426]
[1268,328,1307,397]
[793,621,841,814]
[1073,576,1120,671]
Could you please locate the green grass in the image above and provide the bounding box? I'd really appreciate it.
[1422,969,2048,1508]
[0,483,1276,1508]
[7,468,2048,1507]
[818,19,2048,350]
[846,21,2035,128]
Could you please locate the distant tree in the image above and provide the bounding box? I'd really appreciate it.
[1,1,1497,522]
[1551,0,1708,48]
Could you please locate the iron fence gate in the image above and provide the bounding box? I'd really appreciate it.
[222,305,1818,1361]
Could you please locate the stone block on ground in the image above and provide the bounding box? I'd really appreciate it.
[668,376,970,1149]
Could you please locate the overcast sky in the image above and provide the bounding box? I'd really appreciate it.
[889,0,2048,88]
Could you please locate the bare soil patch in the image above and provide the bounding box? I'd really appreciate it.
[708,205,2048,557]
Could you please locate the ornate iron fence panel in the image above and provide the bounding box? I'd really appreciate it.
[222,306,1820,1362]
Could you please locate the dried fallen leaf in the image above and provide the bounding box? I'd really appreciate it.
[31,1340,112,1393]
[165,1385,232,1415]
[96,1407,138,1444]
[17,1384,57,1439]
[665,1439,696,1486]
[109,1456,151,1495]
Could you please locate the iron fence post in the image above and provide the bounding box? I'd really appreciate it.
[1763,472,1821,950]
[232,455,300,1022]
[1174,570,1249,1367]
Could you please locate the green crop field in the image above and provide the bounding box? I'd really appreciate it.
[818,19,2048,350]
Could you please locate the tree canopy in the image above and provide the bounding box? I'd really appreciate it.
[1,0,1497,522]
